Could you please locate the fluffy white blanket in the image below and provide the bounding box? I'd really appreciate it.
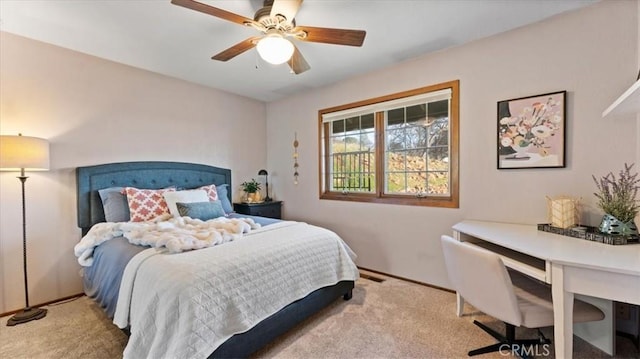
[74,216,260,266]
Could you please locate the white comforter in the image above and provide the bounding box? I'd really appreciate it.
[112,221,358,359]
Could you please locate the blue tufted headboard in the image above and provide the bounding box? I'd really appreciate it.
[76,161,232,235]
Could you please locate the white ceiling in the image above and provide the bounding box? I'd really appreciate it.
[0,0,597,102]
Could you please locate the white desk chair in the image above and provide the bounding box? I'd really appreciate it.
[440,235,604,358]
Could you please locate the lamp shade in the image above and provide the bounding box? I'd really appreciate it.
[256,34,294,65]
[258,169,268,176]
[0,135,50,171]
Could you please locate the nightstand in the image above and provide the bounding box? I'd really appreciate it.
[233,201,282,219]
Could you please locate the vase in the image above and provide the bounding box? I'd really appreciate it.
[508,144,532,160]
[598,214,638,236]
[244,192,261,203]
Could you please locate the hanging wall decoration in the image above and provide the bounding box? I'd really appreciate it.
[293,132,299,185]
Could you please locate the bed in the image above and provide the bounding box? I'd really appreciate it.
[75,161,357,359]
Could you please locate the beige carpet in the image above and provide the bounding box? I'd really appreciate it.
[1,272,637,359]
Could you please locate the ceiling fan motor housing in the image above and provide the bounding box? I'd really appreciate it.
[253,5,272,22]
[254,1,295,29]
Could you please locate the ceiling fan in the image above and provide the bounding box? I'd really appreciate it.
[171,0,366,74]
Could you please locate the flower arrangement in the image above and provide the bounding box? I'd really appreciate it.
[241,179,261,193]
[499,96,563,156]
[592,163,639,223]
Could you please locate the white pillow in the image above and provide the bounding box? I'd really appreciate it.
[163,190,209,217]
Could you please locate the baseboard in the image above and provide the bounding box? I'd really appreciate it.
[357,266,454,293]
[0,293,85,318]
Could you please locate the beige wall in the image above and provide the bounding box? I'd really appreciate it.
[0,32,267,313]
[266,0,638,289]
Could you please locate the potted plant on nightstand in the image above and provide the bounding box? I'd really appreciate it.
[593,163,639,236]
[241,178,262,203]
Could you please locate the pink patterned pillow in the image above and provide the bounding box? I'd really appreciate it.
[198,184,219,202]
[124,187,176,222]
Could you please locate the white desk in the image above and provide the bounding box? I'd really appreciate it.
[452,220,640,359]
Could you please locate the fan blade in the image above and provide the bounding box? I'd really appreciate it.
[270,0,303,23]
[287,45,310,74]
[212,37,261,61]
[171,0,253,26]
[295,26,366,47]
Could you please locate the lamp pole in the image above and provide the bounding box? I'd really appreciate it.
[6,169,47,326]
[19,172,30,309]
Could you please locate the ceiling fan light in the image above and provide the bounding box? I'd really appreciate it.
[256,35,294,65]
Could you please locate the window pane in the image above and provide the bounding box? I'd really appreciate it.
[427,147,449,171]
[428,100,449,118]
[427,117,449,147]
[427,148,449,171]
[386,128,405,150]
[331,137,345,152]
[360,132,375,151]
[406,149,427,172]
[386,172,407,194]
[332,119,345,134]
[345,116,360,133]
[361,113,374,129]
[387,108,404,127]
[428,171,449,195]
[344,135,359,146]
[386,151,406,172]
[406,126,428,149]
[406,104,426,125]
[407,171,428,194]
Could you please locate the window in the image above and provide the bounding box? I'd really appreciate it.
[319,80,459,208]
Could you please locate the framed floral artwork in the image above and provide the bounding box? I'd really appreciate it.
[497,90,566,169]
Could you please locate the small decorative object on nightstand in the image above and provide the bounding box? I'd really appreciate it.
[240,178,262,203]
[234,201,282,219]
[258,169,271,202]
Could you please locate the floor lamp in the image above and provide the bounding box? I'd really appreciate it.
[0,134,50,326]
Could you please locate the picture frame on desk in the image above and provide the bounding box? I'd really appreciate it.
[497,90,566,169]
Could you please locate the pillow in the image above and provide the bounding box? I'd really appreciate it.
[163,190,209,217]
[176,201,226,221]
[98,187,130,222]
[215,184,234,214]
[197,184,219,202]
[124,187,176,222]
